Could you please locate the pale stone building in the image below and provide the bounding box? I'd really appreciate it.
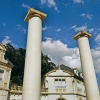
[0,44,13,100]
[0,43,86,100]
[9,65,86,100]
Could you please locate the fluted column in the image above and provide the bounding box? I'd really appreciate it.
[73,31,100,100]
[22,8,47,100]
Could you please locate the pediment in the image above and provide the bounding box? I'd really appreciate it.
[45,70,74,76]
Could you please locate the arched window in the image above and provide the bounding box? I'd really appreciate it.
[57,95,66,100]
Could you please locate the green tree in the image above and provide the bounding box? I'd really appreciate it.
[4,43,56,85]
[4,43,26,85]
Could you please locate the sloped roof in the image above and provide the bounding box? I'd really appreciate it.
[55,64,75,74]
[48,64,84,82]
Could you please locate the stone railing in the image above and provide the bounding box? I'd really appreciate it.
[10,86,22,91]
[41,88,48,92]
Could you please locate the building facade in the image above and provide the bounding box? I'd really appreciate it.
[9,66,86,100]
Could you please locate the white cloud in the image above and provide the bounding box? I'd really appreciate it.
[81,13,85,17]
[70,25,77,29]
[81,13,93,20]
[73,25,87,32]
[2,23,6,27]
[93,28,100,35]
[41,0,46,4]
[40,0,59,12]
[88,28,94,33]
[95,34,100,42]
[55,28,61,32]
[22,3,30,10]
[42,38,81,70]
[2,36,11,45]
[91,49,100,73]
[95,34,100,50]
[42,38,100,73]
[73,0,84,4]
[96,47,100,50]
[70,25,94,33]
[11,43,19,48]
[2,36,19,48]
[16,24,26,34]
[42,25,50,31]
[87,14,93,19]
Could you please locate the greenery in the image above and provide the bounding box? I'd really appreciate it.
[4,43,56,85]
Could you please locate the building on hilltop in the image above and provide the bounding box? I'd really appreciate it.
[0,43,86,100]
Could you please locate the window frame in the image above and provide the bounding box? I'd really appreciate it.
[0,68,5,81]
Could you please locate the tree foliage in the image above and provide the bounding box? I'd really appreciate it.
[4,43,56,85]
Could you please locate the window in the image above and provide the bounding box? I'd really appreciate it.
[55,79,66,88]
[0,69,4,80]
[77,81,82,92]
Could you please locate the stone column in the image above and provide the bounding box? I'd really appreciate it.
[22,8,47,100]
[73,31,100,100]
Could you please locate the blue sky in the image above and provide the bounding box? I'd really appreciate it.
[0,0,100,91]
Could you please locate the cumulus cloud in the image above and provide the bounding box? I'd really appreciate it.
[16,24,27,34]
[91,49,100,73]
[2,36,19,48]
[73,0,84,4]
[22,3,30,10]
[95,34,100,50]
[42,25,50,31]
[95,34,100,42]
[70,25,77,29]
[94,28,100,35]
[2,36,11,45]
[55,28,61,32]
[40,0,59,12]
[81,13,93,20]
[70,25,94,33]
[42,38,81,70]
[42,38,100,73]
[88,28,94,33]
[2,23,6,27]
[70,25,87,32]
[11,43,19,48]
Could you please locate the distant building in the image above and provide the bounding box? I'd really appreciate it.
[0,43,86,100]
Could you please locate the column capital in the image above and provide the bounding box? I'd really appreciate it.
[24,8,47,22]
[73,30,92,40]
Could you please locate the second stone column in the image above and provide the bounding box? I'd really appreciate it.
[74,31,100,100]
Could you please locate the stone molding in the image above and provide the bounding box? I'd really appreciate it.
[73,31,92,40]
[0,88,9,91]
[24,8,47,22]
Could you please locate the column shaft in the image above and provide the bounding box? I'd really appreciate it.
[78,37,100,100]
[22,16,42,100]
